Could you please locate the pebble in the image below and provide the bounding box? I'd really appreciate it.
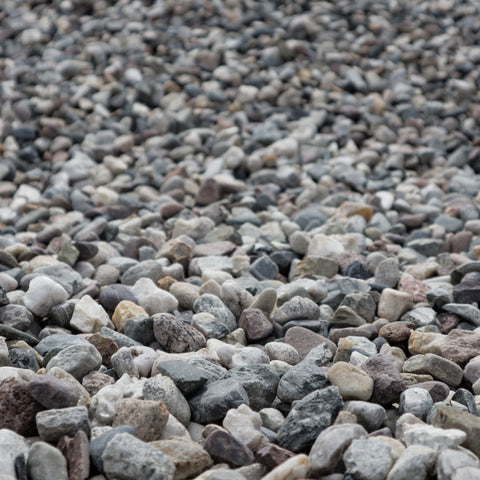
[327,362,374,401]
[27,442,68,480]
[203,429,255,467]
[24,276,69,318]
[36,406,90,443]
[343,438,393,480]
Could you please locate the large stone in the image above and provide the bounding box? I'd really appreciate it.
[0,428,30,478]
[344,438,393,480]
[386,444,436,480]
[440,329,480,366]
[36,406,90,443]
[377,288,413,322]
[24,276,69,317]
[69,295,110,333]
[27,442,68,480]
[402,354,463,387]
[203,429,255,467]
[238,308,273,341]
[57,430,90,480]
[277,386,344,453]
[28,374,81,409]
[45,343,102,380]
[101,432,175,480]
[431,405,480,457]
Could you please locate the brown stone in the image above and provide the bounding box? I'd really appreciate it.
[255,443,295,469]
[284,326,336,361]
[28,374,81,409]
[81,370,115,396]
[112,399,169,442]
[329,324,377,344]
[57,430,90,480]
[397,274,430,303]
[437,313,459,334]
[0,377,44,435]
[203,429,255,468]
[238,308,273,342]
[86,333,118,369]
[160,202,184,220]
[362,354,406,406]
[406,381,450,403]
[195,178,222,206]
[440,329,480,366]
[378,322,414,344]
[152,313,207,353]
[338,201,373,221]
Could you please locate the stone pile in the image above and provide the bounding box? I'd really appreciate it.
[2,0,480,479]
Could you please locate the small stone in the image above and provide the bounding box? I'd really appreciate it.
[36,406,90,443]
[344,401,386,432]
[272,296,320,325]
[57,430,90,480]
[344,438,393,480]
[440,329,480,366]
[112,398,169,442]
[430,405,480,456]
[27,442,68,480]
[277,386,344,452]
[69,295,110,333]
[250,288,277,315]
[399,388,434,421]
[89,426,135,472]
[150,436,213,480]
[0,304,33,331]
[155,360,210,397]
[377,288,413,322]
[203,429,255,467]
[327,362,374,401]
[24,276,69,317]
[223,404,266,450]
[28,374,81,409]
[309,423,368,476]
[386,444,436,480]
[261,454,311,480]
[194,294,237,332]
[408,331,445,356]
[402,354,463,387]
[101,432,175,480]
[112,301,147,333]
[153,313,207,353]
[132,278,178,315]
[255,443,296,470]
[46,343,102,380]
[285,327,335,360]
[264,342,300,365]
[99,284,138,312]
[189,378,249,423]
[362,354,406,405]
[403,424,466,451]
[250,255,279,281]
[238,308,273,342]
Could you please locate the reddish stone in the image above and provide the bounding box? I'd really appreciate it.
[238,308,274,342]
[58,430,90,480]
[203,430,255,467]
[86,333,118,369]
[284,327,336,360]
[440,329,480,366]
[255,443,295,469]
[438,313,459,334]
[378,321,414,344]
[0,377,44,435]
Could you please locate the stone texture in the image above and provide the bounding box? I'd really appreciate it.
[327,361,374,401]
[203,429,255,467]
[36,406,90,443]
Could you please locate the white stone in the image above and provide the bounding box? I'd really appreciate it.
[130,346,158,377]
[0,429,30,478]
[0,366,35,382]
[378,288,414,321]
[158,414,191,440]
[0,273,17,292]
[131,278,178,315]
[307,234,345,259]
[261,454,311,480]
[69,295,110,333]
[403,425,466,451]
[89,384,124,426]
[24,276,68,317]
[223,404,266,450]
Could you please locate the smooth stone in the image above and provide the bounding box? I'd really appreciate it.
[46,343,102,380]
[0,429,30,478]
[203,429,255,468]
[407,381,450,403]
[442,303,480,327]
[377,288,413,322]
[152,313,207,353]
[27,442,68,480]
[191,312,230,339]
[70,295,110,333]
[431,405,480,456]
[272,296,320,325]
[277,386,344,452]
[398,388,434,421]
[386,444,436,480]
[9,348,39,372]
[402,354,463,387]
[344,401,386,432]
[24,276,69,317]
[131,278,178,315]
[223,404,266,450]
[121,260,164,286]
[261,454,311,480]
[238,308,273,342]
[99,284,138,312]
[112,398,169,442]
[150,436,213,480]
[264,342,300,365]
[28,374,81,409]
[329,306,367,328]
[284,327,336,361]
[101,432,175,480]
[250,288,277,315]
[169,282,200,311]
[193,294,237,332]
[309,423,368,475]
[36,406,90,443]
[123,315,155,345]
[111,301,147,333]
[188,378,249,423]
[408,331,445,356]
[0,305,33,331]
[327,362,374,401]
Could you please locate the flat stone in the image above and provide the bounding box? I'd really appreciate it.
[327,362,374,401]
[36,406,90,443]
[101,432,175,480]
[442,303,480,327]
[403,353,463,387]
[277,386,344,452]
[203,429,255,468]
[431,405,480,457]
[28,374,81,409]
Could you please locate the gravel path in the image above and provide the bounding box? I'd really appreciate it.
[2,0,480,479]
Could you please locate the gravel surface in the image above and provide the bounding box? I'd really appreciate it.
[2,0,480,479]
